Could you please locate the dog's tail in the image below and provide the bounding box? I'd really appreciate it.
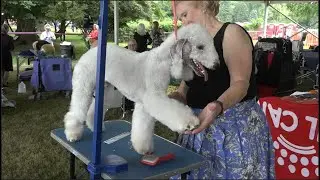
[64,51,97,130]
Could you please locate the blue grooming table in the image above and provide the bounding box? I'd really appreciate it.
[51,120,207,179]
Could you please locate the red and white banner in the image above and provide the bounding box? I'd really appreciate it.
[258,97,319,179]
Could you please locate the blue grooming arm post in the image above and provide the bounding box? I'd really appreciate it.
[87,0,109,179]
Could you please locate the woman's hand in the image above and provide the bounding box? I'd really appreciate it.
[187,102,222,134]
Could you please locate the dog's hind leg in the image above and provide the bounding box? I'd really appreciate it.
[86,97,107,132]
[131,103,155,155]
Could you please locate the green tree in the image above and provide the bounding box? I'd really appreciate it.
[1,0,47,43]
[218,1,235,22]
[107,1,153,41]
[218,1,251,22]
[44,1,87,35]
[286,2,318,28]
[268,4,292,24]
[232,2,250,22]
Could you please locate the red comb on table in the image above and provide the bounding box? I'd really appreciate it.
[140,153,175,166]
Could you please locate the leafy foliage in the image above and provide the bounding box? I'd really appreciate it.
[243,18,264,31]
[44,1,87,28]
[286,2,319,28]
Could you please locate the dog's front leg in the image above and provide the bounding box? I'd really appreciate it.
[131,103,155,155]
[142,93,199,133]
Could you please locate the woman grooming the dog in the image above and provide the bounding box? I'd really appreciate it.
[169,1,275,179]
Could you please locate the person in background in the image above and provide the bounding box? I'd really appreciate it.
[133,23,152,52]
[33,24,56,52]
[123,38,138,111]
[87,24,99,48]
[150,21,164,48]
[71,22,75,32]
[1,24,14,87]
[39,24,56,46]
[125,39,138,52]
[169,1,275,179]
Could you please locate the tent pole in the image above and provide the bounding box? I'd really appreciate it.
[263,0,269,38]
[87,0,109,179]
[114,0,119,45]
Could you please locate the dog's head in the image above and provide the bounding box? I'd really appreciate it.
[170,23,219,81]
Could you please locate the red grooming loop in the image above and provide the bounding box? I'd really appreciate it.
[171,0,178,40]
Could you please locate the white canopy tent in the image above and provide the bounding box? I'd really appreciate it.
[112,1,319,43]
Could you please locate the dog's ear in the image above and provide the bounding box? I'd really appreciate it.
[171,39,192,59]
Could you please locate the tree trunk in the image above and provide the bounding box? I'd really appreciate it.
[53,21,57,32]
[15,19,38,45]
[1,16,5,25]
[56,19,66,41]
[5,18,14,32]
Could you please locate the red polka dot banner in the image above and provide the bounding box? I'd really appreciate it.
[258,97,319,179]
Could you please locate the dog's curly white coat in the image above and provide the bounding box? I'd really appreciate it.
[63,24,219,154]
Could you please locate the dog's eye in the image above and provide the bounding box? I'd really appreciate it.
[196,45,204,50]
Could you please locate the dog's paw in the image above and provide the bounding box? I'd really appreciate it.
[131,133,154,155]
[167,109,200,133]
[185,115,200,131]
[64,112,85,142]
[65,127,84,142]
[176,115,200,133]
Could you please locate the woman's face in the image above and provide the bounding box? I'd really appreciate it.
[176,1,204,26]
[128,40,137,51]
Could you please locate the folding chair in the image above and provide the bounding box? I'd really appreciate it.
[296,50,319,87]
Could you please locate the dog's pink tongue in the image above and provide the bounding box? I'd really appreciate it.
[198,63,208,81]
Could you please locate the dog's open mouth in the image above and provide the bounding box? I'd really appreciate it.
[188,59,208,81]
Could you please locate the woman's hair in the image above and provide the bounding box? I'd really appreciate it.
[136,23,146,36]
[175,1,220,17]
[153,21,159,28]
[1,24,9,34]
[93,24,99,30]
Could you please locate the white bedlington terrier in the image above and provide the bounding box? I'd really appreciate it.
[63,23,219,154]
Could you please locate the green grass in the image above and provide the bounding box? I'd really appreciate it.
[1,35,178,179]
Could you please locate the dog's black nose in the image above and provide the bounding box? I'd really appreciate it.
[212,62,220,69]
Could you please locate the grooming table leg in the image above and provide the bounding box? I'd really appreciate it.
[181,172,189,180]
[70,152,76,180]
[16,57,20,83]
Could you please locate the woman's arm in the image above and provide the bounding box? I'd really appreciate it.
[217,24,253,111]
[168,80,189,105]
[39,32,46,40]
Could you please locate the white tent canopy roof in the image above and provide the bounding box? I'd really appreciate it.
[113,0,319,42]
